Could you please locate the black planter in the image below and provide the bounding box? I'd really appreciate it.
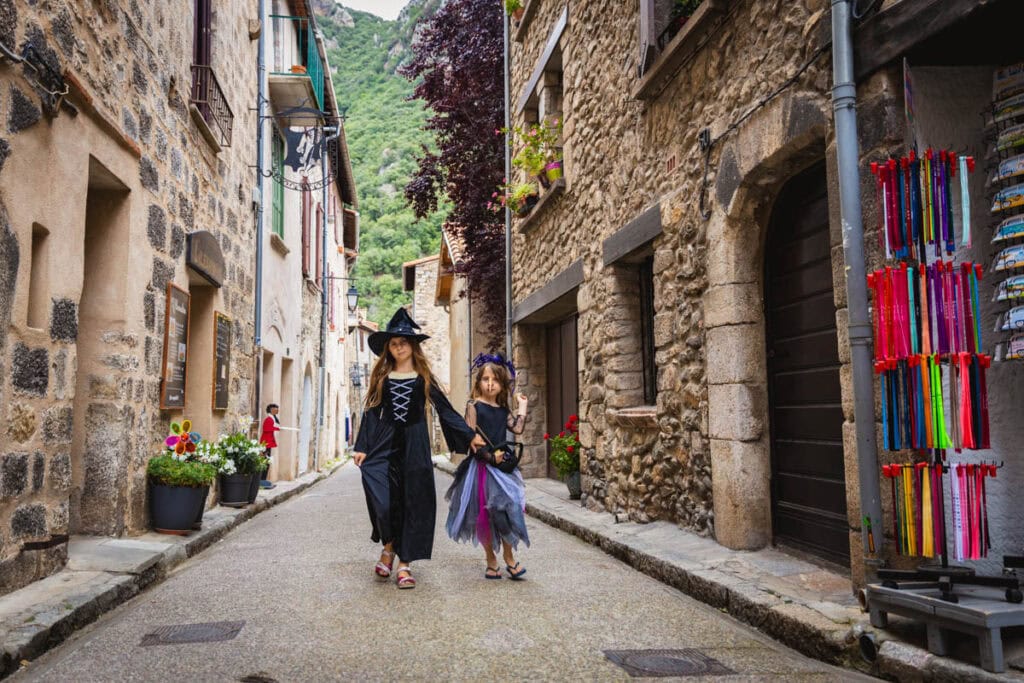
[151,483,209,534]
[246,471,260,504]
[565,471,582,500]
[191,485,210,530]
[220,473,252,507]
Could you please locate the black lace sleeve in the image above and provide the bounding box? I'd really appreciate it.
[506,411,526,435]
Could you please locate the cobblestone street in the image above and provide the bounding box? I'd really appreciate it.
[12,466,868,681]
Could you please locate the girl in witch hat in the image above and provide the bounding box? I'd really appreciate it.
[445,353,530,580]
[352,307,485,589]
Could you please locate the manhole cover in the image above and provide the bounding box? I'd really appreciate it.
[139,620,245,646]
[603,649,735,677]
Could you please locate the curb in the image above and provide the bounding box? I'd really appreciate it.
[0,463,343,679]
[433,457,1024,680]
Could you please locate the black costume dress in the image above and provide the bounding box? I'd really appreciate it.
[354,373,475,562]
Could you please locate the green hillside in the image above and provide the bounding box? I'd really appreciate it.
[315,0,445,325]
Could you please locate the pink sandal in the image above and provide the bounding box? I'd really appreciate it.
[374,550,395,578]
[396,567,416,589]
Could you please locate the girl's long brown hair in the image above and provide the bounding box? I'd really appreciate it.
[364,338,434,408]
[471,362,512,411]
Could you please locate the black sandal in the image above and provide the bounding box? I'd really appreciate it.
[505,561,526,580]
[485,565,502,580]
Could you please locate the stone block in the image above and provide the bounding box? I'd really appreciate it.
[50,452,71,492]
[706,323,765,385]
[150,257,174,292]
[653,312,674,347]
[53,348,68,400]
[12,343,48,396]
[49,298,77,342]
[7,402,36,442]
[31,451,44,491]
[42,406,72,444]
[11,503,46,539]
[703,282,762,327]
[8,85,41,133]
[710,438,771,550]
[139,156,159,191]
[1,451,28,498]
[146,204,166,251]
[707,383,766,442]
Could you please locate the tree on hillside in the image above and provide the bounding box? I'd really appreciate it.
[401,0,506,344]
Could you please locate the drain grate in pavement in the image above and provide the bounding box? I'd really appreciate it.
[603,649,735,677]
[139,620,245,646]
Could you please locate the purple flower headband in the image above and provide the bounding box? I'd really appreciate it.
[470,352,517,390]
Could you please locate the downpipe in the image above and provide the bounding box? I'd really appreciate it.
[253,0,267,427]
[831,0,883,567]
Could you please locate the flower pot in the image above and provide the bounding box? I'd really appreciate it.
[511,7,525,21]
[191,485,210,530]
[151,483,208,535]
[246,471,260,504]
[544,160,563,183]
[290,64,307,74]
[220,473,253,507]
[537,172,551,190]
[565,471,581,500]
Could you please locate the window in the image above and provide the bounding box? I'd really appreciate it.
[271,132,284,237]
[301,177,312,277]
[27,224,49,329]
[639,257,657,404]
[193,0,212,68]
[190,0,233,147]
[315,203,323,282]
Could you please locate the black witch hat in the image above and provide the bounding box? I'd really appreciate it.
[368,307,430,356]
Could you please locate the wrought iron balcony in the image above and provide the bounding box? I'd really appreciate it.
[269,14,325,115]
[190,64,234,148]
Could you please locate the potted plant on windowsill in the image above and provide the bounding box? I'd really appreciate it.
[545,414,581,499]
[504,0,525,22]
[659,0,703,50]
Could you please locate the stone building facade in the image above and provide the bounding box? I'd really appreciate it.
[0,0,260,593]
[508,0,1022,584]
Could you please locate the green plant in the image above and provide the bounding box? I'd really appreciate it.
[544,413,580,479]
[504,0,523,15]
[673,0,703,17]
[509,182,538,210]
[489,180,538,214]
[147,455,217,487]
[505,120,563,176]
[218,428,270,475]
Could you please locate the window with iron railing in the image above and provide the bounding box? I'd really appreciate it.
[270,14,325,110]
[190,0,234,147]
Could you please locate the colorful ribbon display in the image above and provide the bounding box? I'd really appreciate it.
[868,261,985,359]
[882,462,996,560]
[870,150,975,259]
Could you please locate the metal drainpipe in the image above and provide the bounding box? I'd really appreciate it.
[254,0,267,427]
[316,125,340,470]
[831,0,883,566]
[503,3,513,357]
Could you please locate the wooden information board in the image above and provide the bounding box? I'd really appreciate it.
[160,284,191,409]
[213,311,231,410]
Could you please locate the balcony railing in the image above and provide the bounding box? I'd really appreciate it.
[190,64,234,147]
[270,15,324,111]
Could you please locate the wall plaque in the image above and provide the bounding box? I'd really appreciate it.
[160,284,191,410]
[213,311,231,411]
[186,231,225,287]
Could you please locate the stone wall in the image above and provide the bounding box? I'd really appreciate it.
[509,0,834,541]
[0,0,258,593]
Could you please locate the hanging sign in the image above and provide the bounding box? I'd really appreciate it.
[160,284,191,410]
[213,311,231,411]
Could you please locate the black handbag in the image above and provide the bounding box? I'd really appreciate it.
[475,427,522,474]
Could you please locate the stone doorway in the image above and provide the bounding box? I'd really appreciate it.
[764,161,848,565]
[70,158,130,535]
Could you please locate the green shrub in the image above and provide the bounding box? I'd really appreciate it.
[147,455,217,487]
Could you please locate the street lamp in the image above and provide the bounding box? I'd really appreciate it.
[346,285,359,313]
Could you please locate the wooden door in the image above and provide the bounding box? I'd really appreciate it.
[545,315,579,479]
[765,161,849,565]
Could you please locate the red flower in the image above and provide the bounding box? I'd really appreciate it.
[566,446,574,453]
[543,432,550,440]
[559,431,565,437]
[569,414,578,422]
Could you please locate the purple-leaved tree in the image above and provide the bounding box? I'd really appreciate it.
[401,0,506,347]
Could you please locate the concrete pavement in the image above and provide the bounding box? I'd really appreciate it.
[11,463,871,681]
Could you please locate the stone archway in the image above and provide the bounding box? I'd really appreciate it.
[704,92,832,551]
